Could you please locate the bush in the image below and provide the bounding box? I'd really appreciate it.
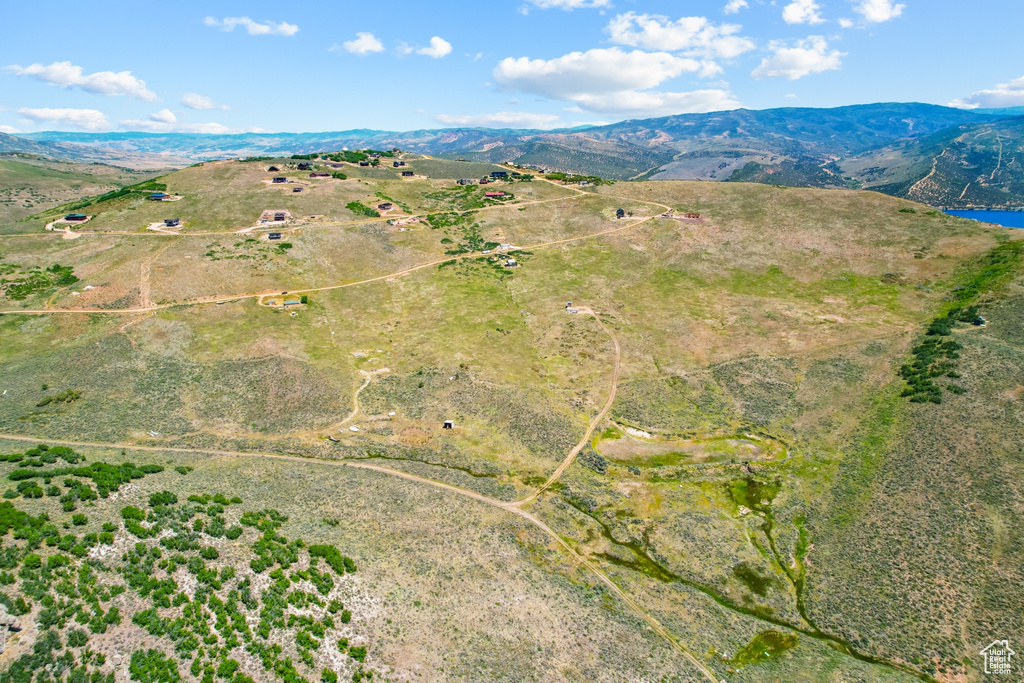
[72,514,87,526]
[148,491,177,507]
[200,546,219,560]
[348,646,367,663]
[129,649,180,683]
[121,506,146,521]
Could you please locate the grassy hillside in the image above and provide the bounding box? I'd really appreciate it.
[0,156,158,225]
[0,160,1021,682]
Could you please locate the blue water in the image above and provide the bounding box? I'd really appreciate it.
[944,210,1024,228]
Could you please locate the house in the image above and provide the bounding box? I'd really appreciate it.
[504,258,517,268]
[164,218,180,227]
[268,232,282,240]
[683,212,701,219]
[456,178,474,186]
[443,420,454,429]
[393,161,406,167]
[478,178,490,184]
[64,213,88,221]
[272,177,287,184]
[359,161,370,167]
[267,166,280,172]
[490,171,508,178]
[283,300,302,307]
[297,162,313,171]
[274,212,286,221]
[566,307,579,314]
[401,171,414,177]
[980,641,1015,675]
[148,193,169,201]
[485,192,506,198]
[310,172,330,177]
[369,153,381,159]
[293,187,303,193]
[377,202,393,211]
[616,208,626,219]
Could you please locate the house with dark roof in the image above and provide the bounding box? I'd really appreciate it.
[164,218,180,227]
[272,177,287,184]
[64,213,88,221]
[616,208,626,219]
[401,171,414,177]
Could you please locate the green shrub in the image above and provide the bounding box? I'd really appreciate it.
[130,649,180,683]
[72,514,87,526]
[148,491,177,507]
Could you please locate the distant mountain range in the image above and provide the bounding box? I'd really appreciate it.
[5,102,1023,209]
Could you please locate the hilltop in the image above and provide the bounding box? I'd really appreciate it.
[0,154,1021,682]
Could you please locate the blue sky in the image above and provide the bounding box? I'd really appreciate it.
[1,0,1022,134]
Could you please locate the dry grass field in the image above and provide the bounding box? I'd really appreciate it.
[1,158,1021,682]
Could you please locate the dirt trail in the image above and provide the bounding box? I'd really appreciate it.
[515,310,621,506]
[0,431,720,682]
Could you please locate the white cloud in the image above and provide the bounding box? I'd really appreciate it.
[567,89,741,116]
[17,107,110,131]
[435,111,561,128]
[180,93,228,110]
[118,120,237,134]
[853,0,905,23]
[950,75,1024,109]
[493,46,739,117]
[723,0,749,14]
[0,125,20,134]
[494,48,703,99]
[6,61,157,101]
[417,36,453,59]
[336,32,385,55]
[526,0,611,9]
[782,0,825,25]
[839,18,855,28]
[606,12,755,60]
[150,109,176,124]
[203,16,299,36]
[751,36,844,80]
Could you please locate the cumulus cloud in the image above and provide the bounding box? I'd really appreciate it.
[0,125,20,134]
[118,119,240,134]
[782,0,825,25]
[606,12,755,60]
[203,16,299,36]
[180,93,228,110]
[723,0,749,14]
[950,75,1024,109]
[568,89,741,116]
[417,36,453,59]
[751,36,844,80]
[494,47,739,117]
[6,61,157,101]
[839,18,855,28]
[336,32,385,55]
[17,107,110,131]
[495,48,704,98]
[853,0,905,23]
[525,0,611,9]
[149,109,177,124]
[435,111,561,128]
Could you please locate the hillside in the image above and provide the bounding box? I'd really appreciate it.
[1,157,1022,682]
[9,104,1021,208]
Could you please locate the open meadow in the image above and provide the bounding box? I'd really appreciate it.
[1,156,1021,683]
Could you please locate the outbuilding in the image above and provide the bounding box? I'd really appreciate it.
[443,420,455,429]
[616,208,626,219]
[377,202,393,211]
[64,213,88,221]
[164,218,180,227]
[268,232,282,240]
[274,212,286,221]
[272,177,287,184]
[148,193,169,201]
[401,171,414,177]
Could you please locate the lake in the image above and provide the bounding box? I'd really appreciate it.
[944,210,1024,228]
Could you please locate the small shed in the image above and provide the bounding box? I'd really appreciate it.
[443,420,455,430]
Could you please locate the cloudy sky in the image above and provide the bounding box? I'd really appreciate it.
[1,0,1021,134]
